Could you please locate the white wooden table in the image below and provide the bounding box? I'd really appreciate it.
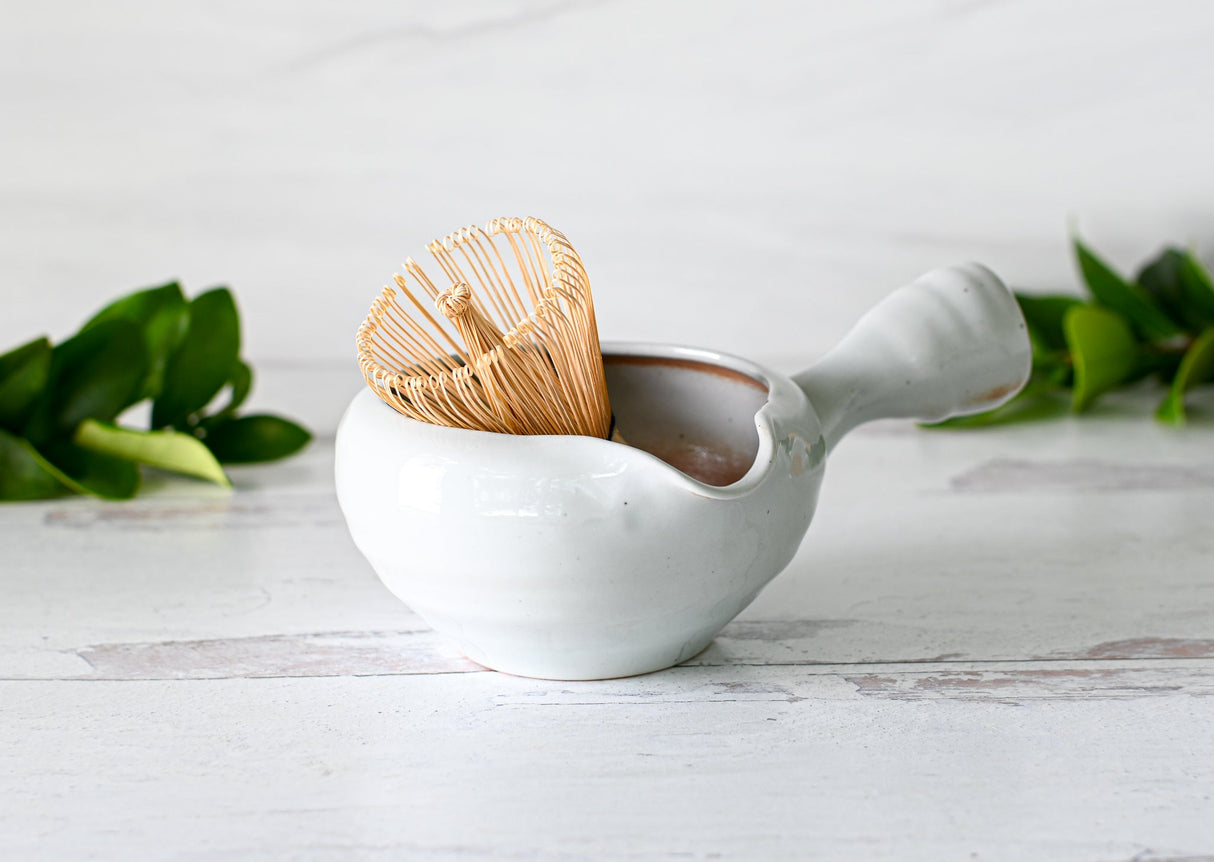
[4,377,1213,861]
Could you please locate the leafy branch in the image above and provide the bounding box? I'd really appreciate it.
[929,236,1214,428]
[0,283,310,501]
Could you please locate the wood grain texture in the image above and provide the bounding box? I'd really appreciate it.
[5,0,1214,851]
[3,372,1214,858]
[2,673,1213,860]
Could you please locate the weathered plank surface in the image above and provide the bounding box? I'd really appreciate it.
[3,671,1213,861]
[3,393,1214,859]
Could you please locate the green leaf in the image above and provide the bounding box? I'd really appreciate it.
[0,337,51,432]
[82,282,188,399]
[1176,251,1214,329]
[75,419,230,486]
[1073,237,1183,341]
[922,387,1069,428]
[0,427,68,501]
[31,440,141,500]
[153,287,240,429]
[203,414,311,464]
[1156,329,1214,425]
[1136,248,1201,333]
[23,319,148,446]
[205,359,253,424]
[227,359,253,412]
[1014,294,1083,352]
[1065,305,1140,412]
[1126,348,1182,385]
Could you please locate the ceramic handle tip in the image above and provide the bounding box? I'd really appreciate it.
[793,263,1032,450]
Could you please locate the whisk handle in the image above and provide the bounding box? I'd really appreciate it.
[793,263,1031,452]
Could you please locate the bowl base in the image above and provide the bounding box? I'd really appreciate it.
[454,632,719,681]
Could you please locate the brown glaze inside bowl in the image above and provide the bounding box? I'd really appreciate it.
[603,354,769,487]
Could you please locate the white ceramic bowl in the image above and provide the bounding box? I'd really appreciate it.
[336,263,1030,679]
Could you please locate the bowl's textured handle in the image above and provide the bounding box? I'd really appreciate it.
[793,263,1031,451]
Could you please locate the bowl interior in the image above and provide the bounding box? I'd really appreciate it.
[604,354,769,486]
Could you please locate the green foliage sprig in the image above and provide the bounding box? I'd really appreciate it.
[0,283,311,501]
[931,236,1214,428]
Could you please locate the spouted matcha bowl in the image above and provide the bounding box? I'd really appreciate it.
[336,264,1031,679]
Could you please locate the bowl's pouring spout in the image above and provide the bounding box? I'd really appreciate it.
[794,263,1032,451]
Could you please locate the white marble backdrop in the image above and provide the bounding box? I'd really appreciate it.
[3,0,1213,374]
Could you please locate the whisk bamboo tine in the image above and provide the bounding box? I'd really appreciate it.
[357,217,613,438]
[498,227,543,307]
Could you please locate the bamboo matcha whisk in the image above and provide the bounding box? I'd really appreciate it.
[357,217,615,438]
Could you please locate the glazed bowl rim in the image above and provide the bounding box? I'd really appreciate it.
[346,340,814,500]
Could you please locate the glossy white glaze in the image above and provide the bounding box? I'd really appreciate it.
[335,264,1031,679]
[336,347,825,680]
[797,262,1032,449]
